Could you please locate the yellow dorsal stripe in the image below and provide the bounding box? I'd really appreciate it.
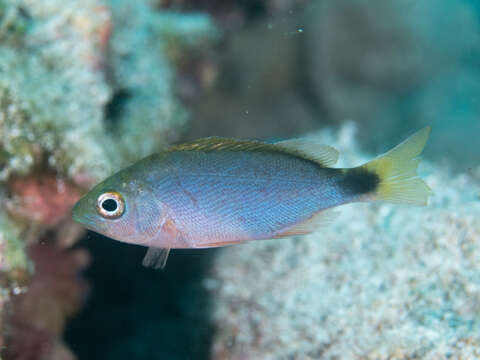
[170,136,339,167]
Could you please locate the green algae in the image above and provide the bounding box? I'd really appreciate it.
[0,210,27,271]
[0,1,30,46]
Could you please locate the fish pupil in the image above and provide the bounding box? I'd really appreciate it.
[102,198,118,212]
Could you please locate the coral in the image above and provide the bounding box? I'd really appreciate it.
[105,0,219,163]
[7,174,81,228]
[2,243,89,360]
[0,0,219,359]
[0,0,218,268]
[209,124,480,360]
[0,0,112,182]
[0,210,27,273]
[0,0,218,182]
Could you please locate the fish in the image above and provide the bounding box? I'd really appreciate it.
[72,127,432,269]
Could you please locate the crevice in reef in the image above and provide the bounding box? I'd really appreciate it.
[104,88,132,130]
[64,231,215,360]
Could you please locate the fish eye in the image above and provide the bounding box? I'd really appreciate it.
[96,191,125,219]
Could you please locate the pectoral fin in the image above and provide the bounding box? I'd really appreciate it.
[142,247,171,270]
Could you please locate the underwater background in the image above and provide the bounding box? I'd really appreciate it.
[1,0,480,359]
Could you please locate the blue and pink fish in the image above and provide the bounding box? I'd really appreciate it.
[72,127,431,268]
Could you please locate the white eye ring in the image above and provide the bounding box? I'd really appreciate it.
[96,192,125,219]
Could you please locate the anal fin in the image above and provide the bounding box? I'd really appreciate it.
[142,247,171,270]
[195,239,244,248]
[274,209,338,238]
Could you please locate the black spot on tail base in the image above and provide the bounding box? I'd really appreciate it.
[340,168,380,195]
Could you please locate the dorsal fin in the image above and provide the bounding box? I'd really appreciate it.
[273,208,338,238]
[170,137,339,167]
[169,137,268,152]
[275,139,339,167]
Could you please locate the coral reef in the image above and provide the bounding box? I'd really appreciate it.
[209,124,480,359]
[0,0,218,359]
[0,0,218,182]
[106,0,219,163]
[3,244,89,360]
[7,174,81,228]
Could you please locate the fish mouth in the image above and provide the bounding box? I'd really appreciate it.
[72,213,96,229]
[71,201,84,222]
[73,215,99,233]
[72,200,97,229]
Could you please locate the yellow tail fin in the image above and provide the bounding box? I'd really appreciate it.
[361,126,432,206]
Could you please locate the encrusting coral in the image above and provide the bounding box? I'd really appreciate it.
[209,124,480,360]
[3,244,89,360]
[0,0,218,359]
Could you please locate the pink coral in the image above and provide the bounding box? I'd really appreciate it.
[8,174,82,228]
[3,243,89,360]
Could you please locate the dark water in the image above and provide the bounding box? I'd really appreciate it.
[65,233,215,360]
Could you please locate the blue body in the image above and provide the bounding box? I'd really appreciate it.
[142,149,354,246]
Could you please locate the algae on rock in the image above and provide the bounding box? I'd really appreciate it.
[0,209,27,272]
[105,0,219,163]
[0,0,219,182]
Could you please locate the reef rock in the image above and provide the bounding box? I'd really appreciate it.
[209,124,480,360]
[0,0,218,358]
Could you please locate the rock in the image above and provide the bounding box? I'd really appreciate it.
[209,124,480,360]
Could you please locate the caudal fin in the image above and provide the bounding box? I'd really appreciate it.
[360,126,432,206]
